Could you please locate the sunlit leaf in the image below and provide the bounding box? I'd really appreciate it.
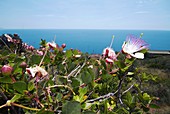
[127,72,134,75]
[78,87,88,102]
[143,93,151,101]
[10,94,22,103]
[8,53,16,62]
[48,95,53,103]
[73,49,79,55]
[28,81,35,91]
[66,50,73,58]
[79,87,87,96]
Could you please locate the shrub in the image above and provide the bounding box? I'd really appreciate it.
[0,34,159,114]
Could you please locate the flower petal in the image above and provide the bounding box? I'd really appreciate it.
[36,66,48,77]
[133,52,144,59]
[26,67,38,77]
[122,35,149,59]
[102,47,116,60]
[106,58,114,63]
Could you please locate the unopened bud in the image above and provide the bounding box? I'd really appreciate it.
[20,62,27,69]
[61,43,66,48]
[1,65,13,76]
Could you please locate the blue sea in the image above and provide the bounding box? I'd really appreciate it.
[0,29,170,54]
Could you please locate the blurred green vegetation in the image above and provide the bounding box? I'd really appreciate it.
[135,54,170,114]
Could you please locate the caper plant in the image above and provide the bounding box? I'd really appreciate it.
[0,34,159,114]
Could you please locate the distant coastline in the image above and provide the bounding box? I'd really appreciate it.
[0,29,170,54]
[147,50,170,56]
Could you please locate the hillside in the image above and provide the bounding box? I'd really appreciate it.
[135,54,170,114]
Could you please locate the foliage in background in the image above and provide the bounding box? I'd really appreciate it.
[0,34,160,114]
[134,55,170,114]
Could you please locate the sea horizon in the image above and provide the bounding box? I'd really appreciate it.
[1,28,170,31]
[0,29,170,54]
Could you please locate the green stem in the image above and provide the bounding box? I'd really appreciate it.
[12,103,40,111]
[104,100,108,114]
[0,102,39,112]
[0,104,7,109]
[116,50,121,58]
[10,75,16,83]
[109,35,114,48]
[47,85,75,95]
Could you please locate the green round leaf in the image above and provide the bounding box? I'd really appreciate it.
[28,81,35,91]
[71,78,80,88]
[0,76,13,83]
[13,81,27,94]
[81,71,92,84]
[62,101,81,114]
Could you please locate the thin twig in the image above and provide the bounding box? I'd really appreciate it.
[85,83,135,104]
[119,98,123,104]
[46,85,75,95]
[74,61,86,77]
[117,75,126,105]
[81,91,94,103]
[0,38,13,53]
[86,90,118,103]
[67,65,81,78]
[0,90,17,114]
[117,65,132,105]
[0,104,7,109]
[0,90,8,100]
[67,59,86,79]
[39,49,48,66]
[122,84,135,95]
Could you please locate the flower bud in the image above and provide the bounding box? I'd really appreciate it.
[1,65,13,76]
[20,62,27,68]
[61,43,66,48]
[29,46,34,51]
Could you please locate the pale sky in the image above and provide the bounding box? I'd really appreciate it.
[0,0,170,30]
